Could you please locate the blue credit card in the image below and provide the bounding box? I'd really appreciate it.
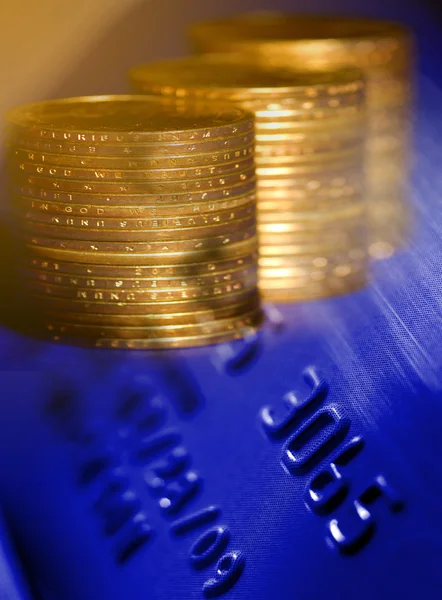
[1,4,442,600]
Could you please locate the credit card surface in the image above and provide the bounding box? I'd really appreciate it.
[1,3,442,600]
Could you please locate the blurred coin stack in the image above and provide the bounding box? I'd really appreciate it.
[130,57,368,302]
[188,13,413,258]
[5,95,262,349]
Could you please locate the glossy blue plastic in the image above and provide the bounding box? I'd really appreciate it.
[0,509,32,600]
[1,2,442,599]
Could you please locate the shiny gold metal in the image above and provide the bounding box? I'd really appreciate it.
[44,308,262,340]
[255,146,363,164]
[8,155,256,182]
[188,12,413,260]
[20,263,257,291]
[11,167,255,195]
[29,288,260,315]
[8,130,255,157]
[129,56,363,98]
[16,215,256,244]
[11,190,256,218]
[20,236,259,266]
[12,202,256,231]
[129,53,370,301]
[5,95,255,143]
[12,179,256,205]
[259,248,366,267]
[44,295,261,326]
[258,206,364,227]
[24,275,258,302]
[260,272,366,302]
[7,95,262,348]
[188,14,412,72]
[259,240,365,257]
[46,327,261,349]
[7,144,255,170]
[259,260,366,279]
[22,251,258,278]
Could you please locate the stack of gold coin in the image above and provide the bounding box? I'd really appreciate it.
[188,12,413,258]
[129,56,368,302]
[5,95,262,348]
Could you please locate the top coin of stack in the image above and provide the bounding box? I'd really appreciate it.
[188,12,414,258]
[129,56,368,303]
[5,95,262,349]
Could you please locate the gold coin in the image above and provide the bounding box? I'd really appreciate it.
[11,190,256,218]
[370,107,410,134]
[10,167,255,195]
[257,204,364,224]
[259,260,366,279]
[255,164,363,179]
[258,212,364,232]
[257,178,363,192]
[20,262,257,291]
[258,240,366,254]
[257,176,363,192]
[13,201,255,231]
[259,270,367,285]
[260,269,366,286]
[258,229,364,246]
[244,104,365,123]
[254,115,364,127]
[369,77,412,108]
[254,111,366,126]
[23,274,258,302]
[175,99,366,125]
[256,180,363,199]
[8,130,255,157]
[188,13,412,72]
[15,215,256,242]
[44,295,261,326]
[257,185,363,201]
[22,251,258,278]
[254,142,363,161]
[258,197,361,213]
[259,267,365,287]
[12,179,256,205]
[260,286,363,303]
[259,275,366,303]
[46,326,261,349]
[129,55,364,97]
[254,133,363,151]
[367,132,409,154]
[259,240,364,257]
[5,95,254,144]
[19,231,258,258]
[28,287,260,315]
[259,248,366,267]
[253,110,365,131]
[257,185,363,200]
[8,158,255,187]
[19,236,258,266]
[44,308,262,340]
[234,94,365,113]
[254,151,365,166]
[7,144,255,170]
[8,155,255,182]
[255,145,363,164]
[257,193,363,209]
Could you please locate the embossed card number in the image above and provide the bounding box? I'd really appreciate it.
[47,380,244,598]
[260,367,404,555]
